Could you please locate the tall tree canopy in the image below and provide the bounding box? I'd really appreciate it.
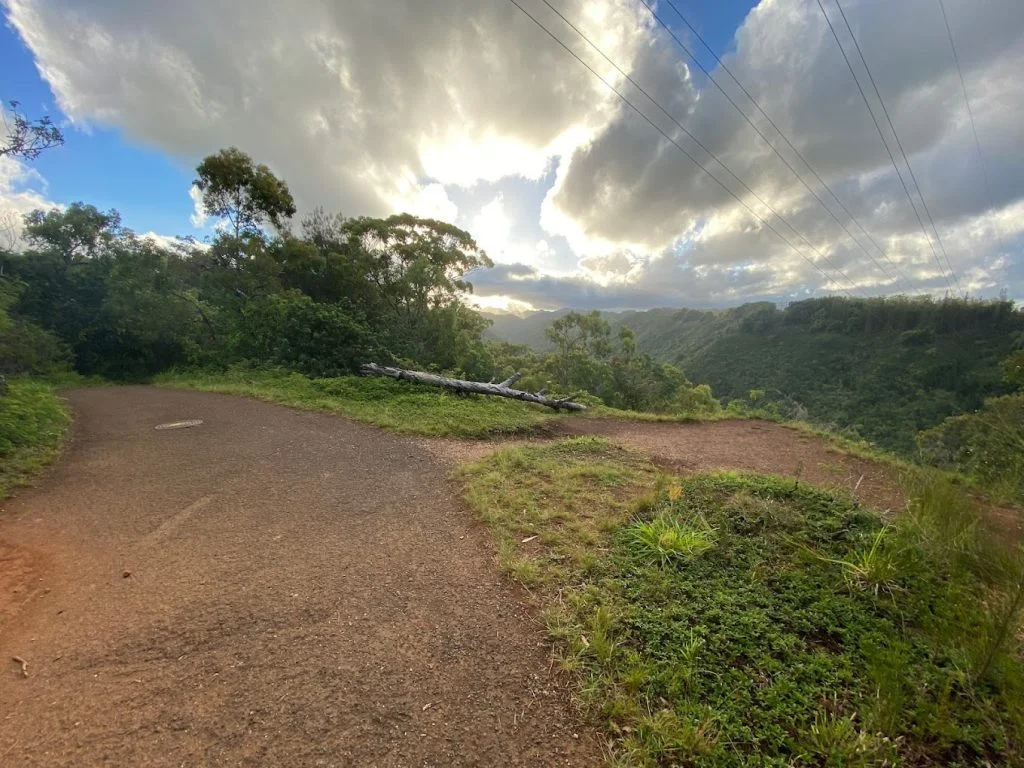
[193,147,296,240]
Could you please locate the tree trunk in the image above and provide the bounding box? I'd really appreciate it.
[360,363,586,412]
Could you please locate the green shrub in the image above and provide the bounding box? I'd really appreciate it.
[234,291,377,377]
[917,393,1024,503]
[0,379,71,498]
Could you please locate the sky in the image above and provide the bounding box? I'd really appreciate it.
[2,0,1022,312]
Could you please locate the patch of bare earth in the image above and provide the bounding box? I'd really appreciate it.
[421,417,908,513]
[0,388,601,767]
[556,419,907,511]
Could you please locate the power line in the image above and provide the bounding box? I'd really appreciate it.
[649,0,913,292]
[937,0,996,212]
[503,0,856,296]
[815,0,954,292]
[829,0,962,293]
[535,0,866,296]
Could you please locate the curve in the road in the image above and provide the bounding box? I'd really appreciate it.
[0,387,600,767]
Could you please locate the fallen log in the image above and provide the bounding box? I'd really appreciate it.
[360,363,586,411]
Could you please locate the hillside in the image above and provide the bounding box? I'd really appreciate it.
[485,298,1024,454]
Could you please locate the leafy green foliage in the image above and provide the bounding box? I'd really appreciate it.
[157,367,554,438]
[462,443,1024,767]
[193,146,296,238]
[0,277,71,375]
[233,291,376,376]
[918,393,1024,504]
[487,297,1024,455]
[917,352,1024,504]
[488,311,722,416]
[4,149,497,382]
[5,204,199,378]
[0,379,71,499]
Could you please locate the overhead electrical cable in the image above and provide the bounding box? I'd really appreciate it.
[824,0,960,293]
[503,0,859,296]
[536,0,866,295]
[937,0,997,213]
[645,0,914,292]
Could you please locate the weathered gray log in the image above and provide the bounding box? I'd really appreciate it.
[360,363,586,411]
[499,372,523,388]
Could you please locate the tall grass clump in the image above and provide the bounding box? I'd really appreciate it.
[0,379,71,498]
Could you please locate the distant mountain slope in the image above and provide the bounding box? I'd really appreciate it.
[484,298,1024,454]
[482,309,572,349]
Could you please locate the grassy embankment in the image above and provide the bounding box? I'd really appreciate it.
[155,368,928,478]
[460,438,1024,767]
[0,379,72,500]
[155,367,559,439]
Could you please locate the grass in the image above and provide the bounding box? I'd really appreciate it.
[460,440,1024,767]
[0,379,72,500]
[155,366,560,439]
[459,437,661,586]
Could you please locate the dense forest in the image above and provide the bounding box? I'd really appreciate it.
[488,299,1024,455]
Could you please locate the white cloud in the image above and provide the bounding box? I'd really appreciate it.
[0,155,59,248]
[469,193,568,274]
[387,179,457,223]
[465,292,537,315]
[5,0,1024,307]
[538,0,1024,302]
[5,0,646,216]
[188,184,207,229]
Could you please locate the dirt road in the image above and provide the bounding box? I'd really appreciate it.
[0,388,600,767]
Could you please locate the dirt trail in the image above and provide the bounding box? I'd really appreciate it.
[0,388,600,767]
[421,418,907,513]
[4,389,1015,766]
[558,419,907,511]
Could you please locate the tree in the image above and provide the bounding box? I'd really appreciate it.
[21,204,122,264]
[546,311,613,388]
[340,214,492,367]
[234,291,375,377]
[193,148,296,242]
[1,101,64,161]
[8,205,196,378]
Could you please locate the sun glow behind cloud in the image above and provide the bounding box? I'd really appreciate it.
[4,0,1022,308]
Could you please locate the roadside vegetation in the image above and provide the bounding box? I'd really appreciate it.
[488,298,1024,456]
[156,367,553,438]
[2,127,1021,767]
[0,379,70,500]
[461,439,1024,766]
[2,144,1015,496]
[918,351,1024,505]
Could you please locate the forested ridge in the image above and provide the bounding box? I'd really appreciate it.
[487,298,1024,455]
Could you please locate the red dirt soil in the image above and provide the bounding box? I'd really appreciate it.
[3,389,1018,766]
[559,418,907,511]
[0,388,600,767]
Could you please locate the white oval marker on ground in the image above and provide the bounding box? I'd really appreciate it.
[154,420,204,430]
